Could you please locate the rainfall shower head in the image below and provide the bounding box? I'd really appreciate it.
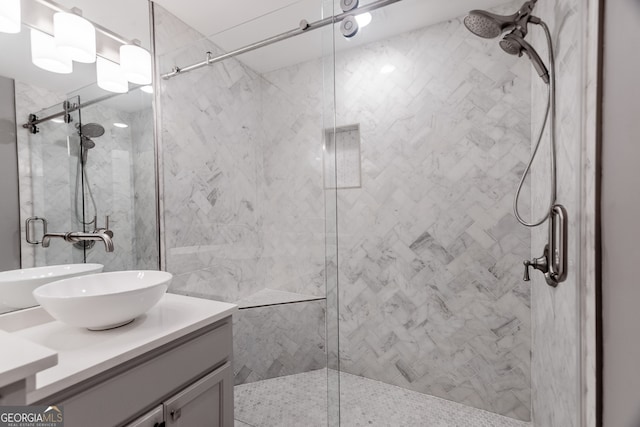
[463,1,549,83]
[463,10,518,39]
[79,123,105,138]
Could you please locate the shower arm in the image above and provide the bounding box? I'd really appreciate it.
[161,0,403,79]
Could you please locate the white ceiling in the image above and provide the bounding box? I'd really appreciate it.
[154,0,514,73]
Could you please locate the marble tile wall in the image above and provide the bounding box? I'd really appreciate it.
[130,107,159,270]
[155,5,264,303]
[155,2,534,420]
[153,4,329,387]
[14,81,77,268]
[233,301,326,385]
[326,12,532,420]
[258,64,327,298]
[80,104,137,272]
[530,1,583,426]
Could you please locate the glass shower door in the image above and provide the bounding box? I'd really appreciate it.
[27,96,85,267]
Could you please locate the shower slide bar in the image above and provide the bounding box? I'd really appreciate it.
[161,0,403,80]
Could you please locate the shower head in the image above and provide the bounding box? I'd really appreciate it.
[81,135,96,149]
[464,1,537,39]
[79,123,105,138]
[464,1,549,83]
[463,10,518,39]
[500,32,550,84]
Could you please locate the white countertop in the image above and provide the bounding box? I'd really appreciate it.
[0,330,57,389]
[0,293,236,404]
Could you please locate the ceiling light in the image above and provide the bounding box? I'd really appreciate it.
[113,122,128,128]
[120,44,152,85]
[380,64,396,74]
[0,0,20,34]
[97,57,128,93]
[140,85,153,94]
[54,12,96,63]
[355,13,372,28]
[30,29,73,74]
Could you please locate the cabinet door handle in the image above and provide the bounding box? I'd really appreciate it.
[153,423,165,427]
[170,408,181,421]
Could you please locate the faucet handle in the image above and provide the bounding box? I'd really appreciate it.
[523,260,531,282]
[95,215,114,238]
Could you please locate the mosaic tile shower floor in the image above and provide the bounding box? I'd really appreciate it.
[235,369,530,427]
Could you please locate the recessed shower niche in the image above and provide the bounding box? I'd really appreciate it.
[324,124,362,190]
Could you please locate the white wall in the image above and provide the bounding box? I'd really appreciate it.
[602,1,640,426]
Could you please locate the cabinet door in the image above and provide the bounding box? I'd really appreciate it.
[164,362,233,427]
[125,405,163,427]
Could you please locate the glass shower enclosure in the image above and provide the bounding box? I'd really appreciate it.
[154,0,583,425]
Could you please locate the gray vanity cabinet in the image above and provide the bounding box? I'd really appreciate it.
[125,406,163,427]
[34,317,234,427]
[126,361,233,427]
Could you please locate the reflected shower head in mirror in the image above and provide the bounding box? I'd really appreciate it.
[79,122,105,138]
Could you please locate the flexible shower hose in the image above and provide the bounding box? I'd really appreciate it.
[513,21,557,227]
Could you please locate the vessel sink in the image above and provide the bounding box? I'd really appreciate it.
[33,271,171,330]
[0,263,104,309]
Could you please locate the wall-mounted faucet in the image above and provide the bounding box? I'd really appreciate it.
[523,204,567,287]
[42,230,114,252]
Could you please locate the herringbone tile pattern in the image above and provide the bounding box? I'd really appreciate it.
[330,15,532,421]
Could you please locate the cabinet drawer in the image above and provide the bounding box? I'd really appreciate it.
[52,319,232,427]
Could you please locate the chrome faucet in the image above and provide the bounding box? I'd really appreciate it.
[41,216,115,253]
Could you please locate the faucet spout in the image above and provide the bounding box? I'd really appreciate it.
[65,232,114,252]
[41,232,67,248]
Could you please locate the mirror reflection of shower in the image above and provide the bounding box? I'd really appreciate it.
[74,122,104,235]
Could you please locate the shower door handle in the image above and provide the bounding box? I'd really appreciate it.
[547,204,568,286]
[26,216,48,244]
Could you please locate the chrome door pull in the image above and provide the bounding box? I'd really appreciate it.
[548,204,568,286]
[25,216,48,245]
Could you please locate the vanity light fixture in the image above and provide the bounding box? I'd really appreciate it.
[355,13,372,28]
[113,122,128,128]
[0,0,20,34]
[54,12,96,63]
[30,29,73,74]
[120,43,152,85]
[96,57,128,93]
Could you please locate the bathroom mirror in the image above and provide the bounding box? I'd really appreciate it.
[0,0,159,315]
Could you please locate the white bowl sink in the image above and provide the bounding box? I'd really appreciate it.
[0,264,104,309]
[33,271,171,330]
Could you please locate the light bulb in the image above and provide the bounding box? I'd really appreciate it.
[0,0,20,34]
[380,64,396,74]
[355,13,372,28]
[54,12,96,63]
[97,57,129,93]
[113,123,128,128]
[120,44,152,85]
[30,29,73,74]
